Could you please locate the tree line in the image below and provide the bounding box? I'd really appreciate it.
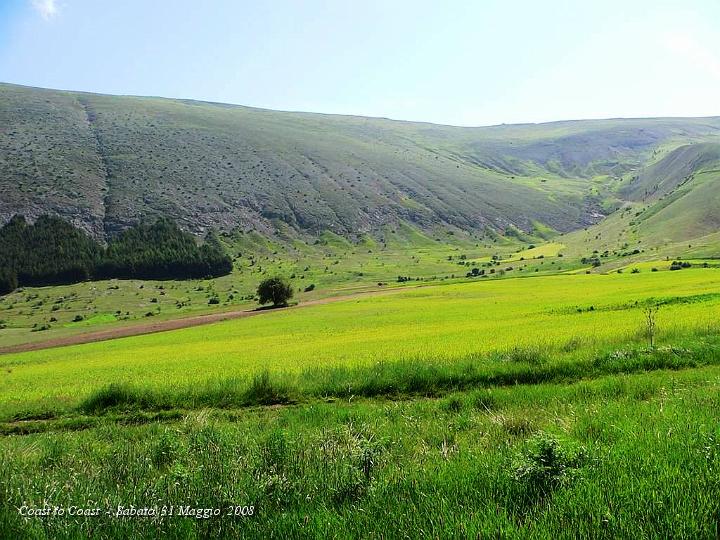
[0,215,232,294]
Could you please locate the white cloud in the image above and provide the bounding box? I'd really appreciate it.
[665,31,720,81]
[31,0,59,20]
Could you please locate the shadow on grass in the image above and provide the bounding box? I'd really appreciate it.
[252,303,293,312]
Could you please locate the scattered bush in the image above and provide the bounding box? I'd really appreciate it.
[670,261,692,271]
[31,324,51,332]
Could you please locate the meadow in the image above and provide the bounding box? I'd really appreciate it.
[2,358,720,538]
[0,225,572,349]
[2,266,720,538]
[2,268,719,418]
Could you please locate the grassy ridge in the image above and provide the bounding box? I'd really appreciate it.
[73,338,720,413]
[2,335,718,432]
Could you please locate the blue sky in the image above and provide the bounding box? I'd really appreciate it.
[1,0,718,126]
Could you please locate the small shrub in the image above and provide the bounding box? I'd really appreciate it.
[512,433,588,497]
[152,430,183,468]
[644,305,659,348]
[670,261,692,271]
[31,324,51,332]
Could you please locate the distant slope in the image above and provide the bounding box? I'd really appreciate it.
[454,119,720,179]
[632,170,720,245]
[562,141,720,261]
[618,142,720,246]
[620,143,720,201]
[1,82,720,242]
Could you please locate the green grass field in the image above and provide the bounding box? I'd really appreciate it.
[3,256,720,538]
[0,225,577,349]
[2,365,720,538]
[2,268,719,418]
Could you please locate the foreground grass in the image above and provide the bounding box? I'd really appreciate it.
[1,364,719,538]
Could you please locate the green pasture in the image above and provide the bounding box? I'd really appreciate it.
[0,227,560,348]
[2,269,719,418]
[2,362,719,538]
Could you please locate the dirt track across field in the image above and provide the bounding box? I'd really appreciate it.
[0,288,401,356]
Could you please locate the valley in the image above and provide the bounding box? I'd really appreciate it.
[1,83,720,539]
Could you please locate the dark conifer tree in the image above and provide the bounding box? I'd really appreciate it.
[0,215,232,295]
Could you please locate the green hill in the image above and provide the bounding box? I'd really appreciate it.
[620,142,720,201]
[2,82,720,247]
[560,141,720,264]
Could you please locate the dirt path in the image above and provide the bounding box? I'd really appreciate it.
[0,288,401,355]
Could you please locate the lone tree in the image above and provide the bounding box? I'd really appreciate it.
[257,277,294,307]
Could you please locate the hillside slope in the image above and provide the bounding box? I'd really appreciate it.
[2,82,720,241]
[620,142,720,201]
[630,154,720,245]
[561,141,720,263]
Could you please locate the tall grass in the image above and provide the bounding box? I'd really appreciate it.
[71,337,720,416]
[2,365,719,538]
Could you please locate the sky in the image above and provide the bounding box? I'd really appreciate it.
[0,0,718,126]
